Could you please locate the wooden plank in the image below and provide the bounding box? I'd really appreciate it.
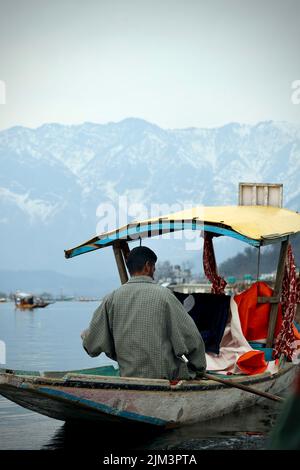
[296,304,300,323]
[258,296,280,304]
[203,373,284,403]
[266,238,289,348]
[112,241,128,284]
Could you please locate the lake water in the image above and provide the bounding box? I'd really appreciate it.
[0,301,286,450]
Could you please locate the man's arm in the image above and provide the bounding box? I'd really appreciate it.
[81,293,117,361]
[165,290,206,376]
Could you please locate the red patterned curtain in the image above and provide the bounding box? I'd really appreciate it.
[203,232,227,294]
[274,244,298,360]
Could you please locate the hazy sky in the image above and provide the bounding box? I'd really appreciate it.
[0,0,299,130]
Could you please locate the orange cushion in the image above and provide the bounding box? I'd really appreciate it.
[237,350,268,375]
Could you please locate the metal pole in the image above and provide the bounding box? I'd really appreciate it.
[256,246,261,282]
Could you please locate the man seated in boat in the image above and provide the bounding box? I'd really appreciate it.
[81,246,206,380]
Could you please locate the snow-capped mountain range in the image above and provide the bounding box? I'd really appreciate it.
[1,118,300,280]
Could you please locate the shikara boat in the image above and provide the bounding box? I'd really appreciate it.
[14,292,51,310]
[1,198,300,427]
[0,364,295,427]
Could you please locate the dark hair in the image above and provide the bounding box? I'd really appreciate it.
[126,246,157,275]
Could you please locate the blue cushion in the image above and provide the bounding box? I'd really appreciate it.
[248,341,274,361]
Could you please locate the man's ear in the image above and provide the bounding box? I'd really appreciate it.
[145,261,153,275]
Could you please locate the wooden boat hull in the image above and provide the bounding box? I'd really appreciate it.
[15,303,50,310]
[0,364,297,427]
[15,304,35,310]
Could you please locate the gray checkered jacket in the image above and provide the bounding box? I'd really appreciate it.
[82,275,206,380]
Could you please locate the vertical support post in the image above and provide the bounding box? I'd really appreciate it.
[112,240,129,285]
[266,238,289,348]
[256,246,261,282]
[120,240,130,263]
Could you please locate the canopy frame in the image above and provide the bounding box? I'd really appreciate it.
[64,219,293,260]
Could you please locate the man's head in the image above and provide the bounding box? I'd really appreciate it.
[126,246,157,279]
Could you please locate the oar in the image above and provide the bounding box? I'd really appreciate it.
[203,372,284,403]
[180,355,284,403]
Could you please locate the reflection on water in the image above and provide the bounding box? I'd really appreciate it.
[0,301,290,450]
[42,398,282,451]
[1,301,113,371]
[44,421,165,451]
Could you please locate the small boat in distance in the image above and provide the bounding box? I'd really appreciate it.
[14,292,51,310]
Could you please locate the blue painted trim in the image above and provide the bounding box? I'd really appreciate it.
[25,384,167,426]
[70,222,259,258]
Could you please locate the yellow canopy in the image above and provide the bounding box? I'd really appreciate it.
[65,205,300,259]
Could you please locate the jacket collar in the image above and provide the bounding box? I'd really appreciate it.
[127,275,156,284]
